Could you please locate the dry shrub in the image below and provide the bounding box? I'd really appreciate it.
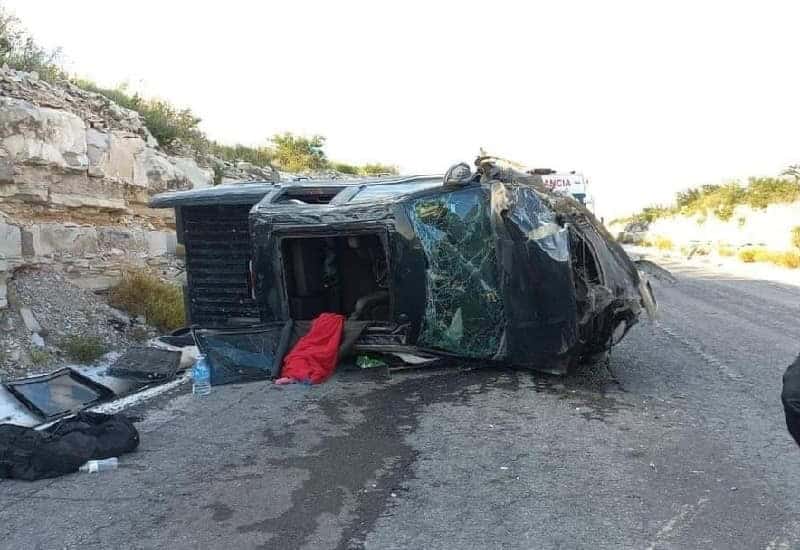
[791,226,800,251]
[738,249,757,263]
[654,236,674,251]
[774,251,800,269]
[738,248,800,269]
[110,270,185,332]
[61,335,107,363]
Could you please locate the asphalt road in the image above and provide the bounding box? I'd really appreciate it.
[2,260,800,550]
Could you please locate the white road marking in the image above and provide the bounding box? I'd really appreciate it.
[644,498,708,550]
[655,321,743,381]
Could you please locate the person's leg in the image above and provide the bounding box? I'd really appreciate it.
[781,354,800,446]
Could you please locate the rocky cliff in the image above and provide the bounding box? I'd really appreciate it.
[0,68,221,376]
[0,67,280,301]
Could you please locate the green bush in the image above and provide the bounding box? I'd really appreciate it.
[332,162,360,175]
[331,162,399,176]
[360,163,399,176]
[745,177,800,209]
[140,99,203,147]
[61,335,107,363]
[29,348,52,366]
[270,133,328,172]
[110,270,185,332]
[71,79,203,148]
[677,182,745,221]
[206,141,274,168]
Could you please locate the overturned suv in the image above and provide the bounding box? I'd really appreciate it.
[152,157,655,374]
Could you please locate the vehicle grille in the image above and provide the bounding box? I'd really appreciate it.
[182,205,259,326]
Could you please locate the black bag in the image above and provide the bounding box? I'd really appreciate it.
[782,354,800,447]
[0,412,140,481]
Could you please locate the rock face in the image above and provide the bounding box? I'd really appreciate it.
[0,67,221,293]
[0,221,22,259]
[0,91,214,215]
[0,67,280,378]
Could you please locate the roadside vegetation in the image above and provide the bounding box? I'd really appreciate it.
[0,5,398,175]
[613,176,800,227]
[738,248,800,269]
[614,169,800,270]
[792,226,800,250]
[654,236,674,251]
[60,335,107,363]
[109,270,185,332]
[29,348,51,367]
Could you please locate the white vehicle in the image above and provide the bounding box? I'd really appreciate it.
[537,170,594,211]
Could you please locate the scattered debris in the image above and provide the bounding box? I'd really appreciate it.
[79,457,119,473]
[107,346,181,382]
[357,355,387,369]
[3,368,114,421]
[193,323,292,386]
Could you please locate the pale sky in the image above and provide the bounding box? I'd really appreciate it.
[6,0,800,219]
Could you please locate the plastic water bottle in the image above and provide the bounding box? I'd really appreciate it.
[79,457,118,473]
[192,355,211,396]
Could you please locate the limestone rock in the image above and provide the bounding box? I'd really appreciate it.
[67,274,121,291]
[30,332,45,348]
[20,307,42,334]
[0,97,88,171]
[85,127,110,177]
[23,223,99,257]
[0,222,22,259]
[147,230,178,256]
[0,156,13,184]
[172,157,213,189]
[97,227,148,253]
[0,274,7,310]
[105,131,148,185]
[142,149,177,190]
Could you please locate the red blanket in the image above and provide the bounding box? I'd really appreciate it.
[277,313,345,385]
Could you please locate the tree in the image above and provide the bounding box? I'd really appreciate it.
[0,6,64,82]
[270,133,328,172]
[782,164,800,181]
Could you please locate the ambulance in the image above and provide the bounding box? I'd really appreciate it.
[536,170,594,211]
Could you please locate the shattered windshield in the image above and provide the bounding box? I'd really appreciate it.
[407,187,505,357]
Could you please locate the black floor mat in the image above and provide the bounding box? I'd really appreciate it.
[108,346,182,382]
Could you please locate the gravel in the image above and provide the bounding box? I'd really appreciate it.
[0,267,157,381]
